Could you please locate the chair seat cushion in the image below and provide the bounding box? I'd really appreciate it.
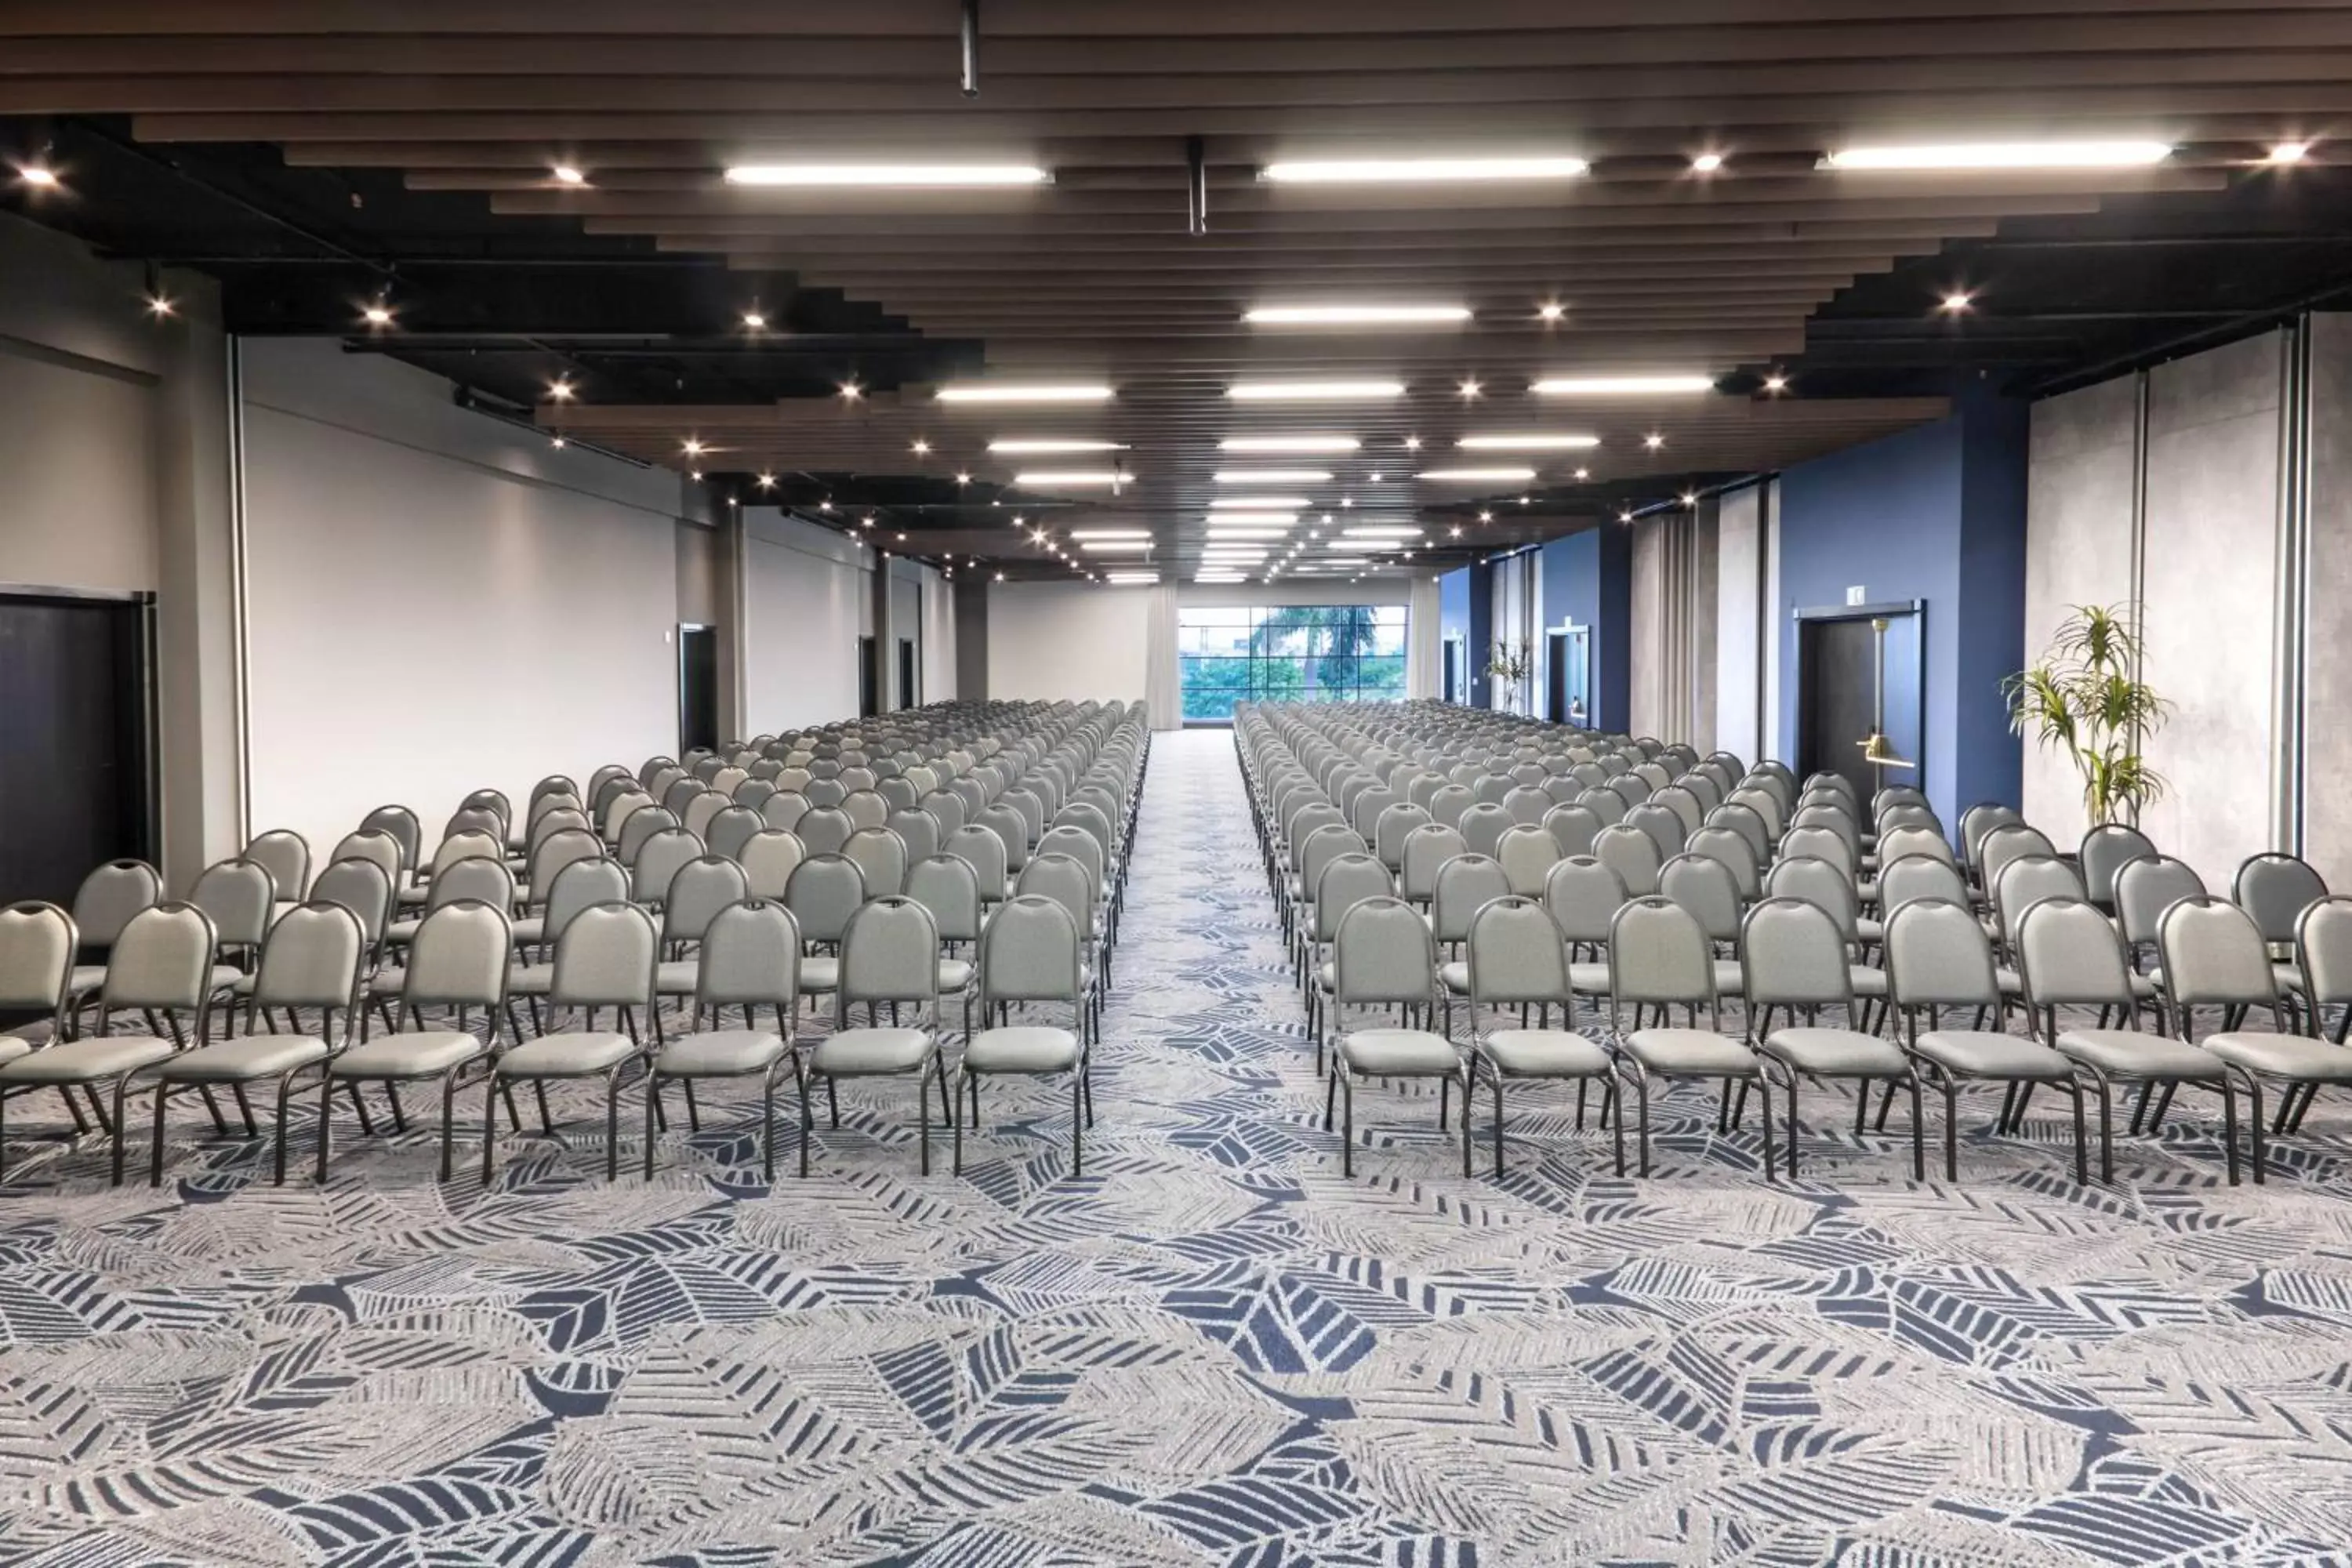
[205,965,245,991]
[506,963,552,996]
[369,967,407,996]
[813,1027,932,1075]
[331,1031,485,1079]
[938,959,974,993]
[1856,918,1885,944]
[2056,1027,2224,1079]
[964,1025,1079,1074]
[1338,1027,1461,1076]
[68,963,107,994]
[2274,962,2303,994]
[1624,1027,1759,1076]
[1439,960,1469,995]
[495,1032,636,1078]
[1995,966,2023,996]
[509,916,545,946]
[2199,1031,2352,1081]
[386,918,422,945]
[159,1034,331,1081]
[654,960,699,994]
[1766,1026,1907,1078]
[1849,965,1889,997]
[1912,1029,2072,1079]
[800,956,840,991]
[1482,1028,1610,1076]
[1568,962,1611,995]
[1711,960,1745,995]
[0,1033,38,1066]
[655,1029,787,1076]
[0,1034,176,1083]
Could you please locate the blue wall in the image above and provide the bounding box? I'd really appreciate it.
[1773,390,2027,825]
[1538,526,1632,731]
[1435,563,1494,705]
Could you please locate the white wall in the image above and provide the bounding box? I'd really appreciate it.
[742,508,868,732]
[1715,485,1764,766]
[989,583,1150,702]
[0,347,158,593]
[922,572,957,704]
[241,339,683,859]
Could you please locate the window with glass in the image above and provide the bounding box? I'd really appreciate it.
[1179,604,1408,722]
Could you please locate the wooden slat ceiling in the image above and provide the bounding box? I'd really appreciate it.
[7,0,2340,579]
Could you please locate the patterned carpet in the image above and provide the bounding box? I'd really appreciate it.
[5,731,2352,1566]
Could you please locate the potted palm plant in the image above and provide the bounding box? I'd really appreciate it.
[2002,604,2169,825]
[1486,639,1534,714]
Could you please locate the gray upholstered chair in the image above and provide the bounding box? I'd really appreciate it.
[485,900,659,1183]
[800,896,947,1176]
[644,898,800,1180]
[1323,897,1468,1179]
[1610,897,1772,1179]
[955,895,1091,1176]
[1464,895,1613,1174]
[1741,897,1918,1178]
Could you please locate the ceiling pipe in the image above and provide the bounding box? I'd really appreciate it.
[1185,136,1208,237]
[960,0,981,96]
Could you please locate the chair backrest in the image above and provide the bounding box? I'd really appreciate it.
[190,858,278,949]
[615,806,676,865]
[1608,774,1651,811]
[1739,897,1853,1010]
[1991,855,2085,947]
[1494,824,1560,898]
[796,807,855,858]
[329,828,405,889]
[841,789,890,833]
[1500,786,1552,827]
[738,829,806,902]
[1542,856,1626,946]
[697,899,801,1010]
[1877,855,1969,922]
[248,901,365,1018]
[705,805,764,863]
[1331,896,1438,1008]
[1651,784,1705,838]
[397,900,510,1015]
[944,824,1011,903]
[839,896,941,1008]
[663,856,750,946]
[976,804,1030,872]
[1430,853,1512,943]
[1762,855,1860,942]
[359,804,421,878]
[2016,897,2134,1011]
[842,827,909,899]
[0,902,75,1018]
[783,855,867,946]
[99,902,217,1017]
[1465,895,1571,1010]
[426,855,516,916]
[1607,897,1712,1011]
[1037,825,1103,893]
[1592,823,1662,898]
[549,901,659,1009]
[1877,826,1955,870]
[1457,802,1512,858]
[927,788,972,836]
[886,809,942,868]
[2298,896,2352,1008]
[1016,852,1097,942]
[1542,804,1602,861]
[1977,823,2056,896]
[682,790,731,841]
[2234,852,2329,945]
[71,859,162,949]
[905,854,984,944]
[243,829,311,902]
[2078,822,2157,909]
[1706,801,1769,866]
[1399,825,1468,903]
[1884,899,1999,1011]
[762,791,811,836]
[2158,896,2280,1013]
[632,828,704,907]
[1777,825,1856,880]
[1373,803,1432,871]
[1959,802,2025,875]
[1660,852,1742,944]
[978,895,1083,1007]
[310,858,394,954]
[1622,802,1686,864]
[1427,783,1475,829]
[543,856,633,947]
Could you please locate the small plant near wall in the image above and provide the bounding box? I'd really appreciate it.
[2002,604,2169,826]
[1486,639,1534,714]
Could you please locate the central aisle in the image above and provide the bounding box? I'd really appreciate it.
[0,728,2342,1565]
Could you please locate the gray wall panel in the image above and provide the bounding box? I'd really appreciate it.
[2304,314,2352,884]
[1715,485,1762,768]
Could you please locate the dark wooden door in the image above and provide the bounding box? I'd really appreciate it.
[857,636,878,717]
[898,637,917,710]
[677,625,718,754]
[0,594,150,907]
[1798,616,1879,805]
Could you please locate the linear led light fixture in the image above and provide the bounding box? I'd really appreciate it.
[1206,532,1294,545]
[1458,434,1602,450]
[1261,154,1589,183]
[1080,540,1155,553]
[1214,470,1334,485]
[937,383,1116,404]
[1194,572,1247,583]
[1228,379,1404,401]
[1103,572,1161,583]
[1068,529,1152,541]
[1416,466,1539,481]
[1244,304,1471,325]
[1014,470,1123,486]
[989,438,1128,454]
[1819,140,2172,171]
[1209,495,1311,510]
[1532,375,1718,396]
[1220,436,1359,453]
[1342,527,1424,539]
[725,163,1052,187]
[1207,521,1296,532]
